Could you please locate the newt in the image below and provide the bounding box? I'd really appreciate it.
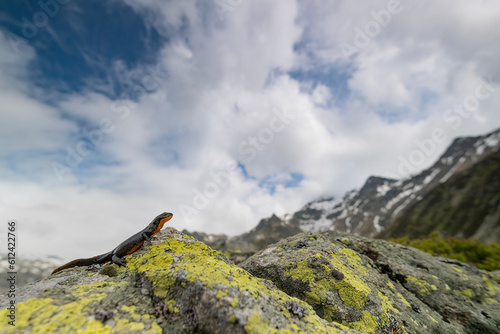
[51,212,173,274]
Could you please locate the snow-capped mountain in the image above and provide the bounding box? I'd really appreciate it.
[286,128,500,238]
[185,128,500,255]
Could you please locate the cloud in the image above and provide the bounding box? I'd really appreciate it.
[0,1,499,259]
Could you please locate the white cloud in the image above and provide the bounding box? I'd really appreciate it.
[1,0,500,259]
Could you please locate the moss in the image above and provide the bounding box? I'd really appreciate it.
[388,236,500,271]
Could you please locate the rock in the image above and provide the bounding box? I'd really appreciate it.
[240,232,500,333]
[0,228,353,333]
[3,228,499,333]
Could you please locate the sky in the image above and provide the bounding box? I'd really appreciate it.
[0,0,499,260]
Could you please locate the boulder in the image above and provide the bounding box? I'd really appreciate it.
[0,228,352,333]
[2,228,499,333]
[241,232,500,333]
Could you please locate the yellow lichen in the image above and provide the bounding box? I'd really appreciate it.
[71,281,126,298]
[323,304,338,323]
[405,276,437,295]
[338,248,368,276]
[483,276,500,296]
[349,310,379,332]
[378,291,399,314]
[335,281,369,309]
[244,312,269,334]
[428,314,439,323]
[126,237,347,333]
[165,299,179,314]
[340,238,350,245]
[216,289,229,299]
[456,288,474,299]
[0,291,161,334]
[397,293,411,308]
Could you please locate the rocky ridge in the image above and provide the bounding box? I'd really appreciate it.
[188,128,500,253]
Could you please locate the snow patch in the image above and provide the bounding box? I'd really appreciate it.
[441,156,454,165]
[485,134,500,148]
[309,197,339,211]
[440,157,466,183]
[423,168,440,185]
[377,183,392,197]
[373,216,382,233]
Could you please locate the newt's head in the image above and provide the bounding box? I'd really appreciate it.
[151,212,173,234]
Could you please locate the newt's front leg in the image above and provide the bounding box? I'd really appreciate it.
[112,254,126,266]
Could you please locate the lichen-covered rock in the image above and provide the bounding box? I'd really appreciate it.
[240,232,500,333]
[0,228,354,333]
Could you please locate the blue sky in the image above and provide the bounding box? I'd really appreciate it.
[1,0,500,259]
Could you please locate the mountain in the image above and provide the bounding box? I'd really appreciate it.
[286,128,500,239]
[10,128,500,289]
[378,148,500,242]
[183,214,302,262]
[0,255,63,291]
[185,128,500,252]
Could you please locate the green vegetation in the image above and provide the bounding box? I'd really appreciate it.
[388,232,500,271]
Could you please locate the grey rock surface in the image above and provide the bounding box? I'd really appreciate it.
[241,232,500,333]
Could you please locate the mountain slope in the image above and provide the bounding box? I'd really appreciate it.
[185,128,500,253]
[378,149,500,242]
[287,128,500,238]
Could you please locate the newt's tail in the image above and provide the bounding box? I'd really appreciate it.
[51,251,113,274]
